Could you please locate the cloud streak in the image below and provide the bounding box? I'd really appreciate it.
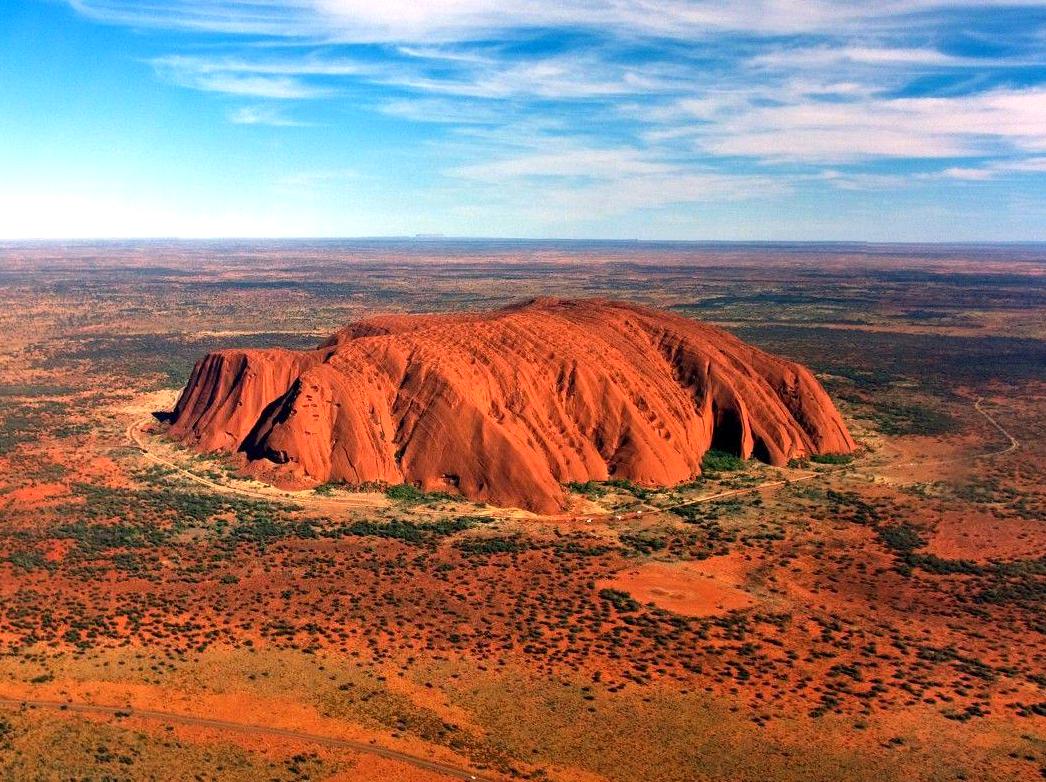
[62,0,1046,233]
[680,87,1046,162]
[153,57,336,98]
[69,0,1046,42]
[229,105,312,125]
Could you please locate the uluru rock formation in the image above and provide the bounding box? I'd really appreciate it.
[167,299,855,513]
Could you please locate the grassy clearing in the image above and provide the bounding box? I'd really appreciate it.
[0,710,337,781]
[440,667,920,782]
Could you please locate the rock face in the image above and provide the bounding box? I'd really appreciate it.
[168,299,855,512]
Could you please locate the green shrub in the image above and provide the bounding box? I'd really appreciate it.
[565,481,608,498]
[701,449,744,473]
[870,402,958,436]
[598,588,640,612]
[809,453,854,465]
[6,550,49,571]
[619,532,668,555]
[385,483,454,505]
[605,478,653,500]
[455,536,530,556]
[878,523,924,554]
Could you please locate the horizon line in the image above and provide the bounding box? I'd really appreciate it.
[3,236,1046,247]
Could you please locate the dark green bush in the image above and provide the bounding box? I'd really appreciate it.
[809,453,854,465]
[598,588,640,612]
[701,449,745,473]
[385,484,454,505]
[878,523,925,554]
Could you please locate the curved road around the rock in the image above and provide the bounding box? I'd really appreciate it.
[0,697,493,781]
[126,418,386,511]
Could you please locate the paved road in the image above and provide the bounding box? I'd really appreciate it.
[0,697,493,781]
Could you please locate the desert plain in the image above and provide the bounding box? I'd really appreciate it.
[0,239,1042,781]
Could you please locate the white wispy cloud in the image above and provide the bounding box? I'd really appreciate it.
[658,86,1046,162]
[152,54,372,77]
[153,57,335,98]
[229,105,312,126]
[378,97,505,124]
[939,156,1046,180]
[382,57,679,100]
[443,167,789,225]
[150,49,679,102]
[205,74,328,98]
[749,45,1033,69]
[69,0,1046,42]
[451,148,676,181]
[441,140,788,220]
[63,0,1046,229]
[278,169,359,188]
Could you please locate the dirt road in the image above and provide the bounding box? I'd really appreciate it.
[661,470,820,513]
[973,396,1019,458]
[126,417,388,511]
[0,697,493,781]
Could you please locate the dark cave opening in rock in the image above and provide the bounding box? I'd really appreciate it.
[710,404,744,456]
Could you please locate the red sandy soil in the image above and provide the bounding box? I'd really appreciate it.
[599,554,758,617]
[1,482,69,509]
[324,756,464,782]
[168,298,854,512]
[82,455,135,488]
[927,509,1046,562]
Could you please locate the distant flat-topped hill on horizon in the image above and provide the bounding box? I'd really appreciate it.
[166,298,855,512]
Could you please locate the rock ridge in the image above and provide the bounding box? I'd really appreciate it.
[168,298,855,512]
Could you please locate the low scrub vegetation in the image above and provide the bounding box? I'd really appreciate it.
[701,449,745,473]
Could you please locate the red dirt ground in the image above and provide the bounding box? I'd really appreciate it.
[598,554,758,617]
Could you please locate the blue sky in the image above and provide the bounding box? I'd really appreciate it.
[1,0,1045,240]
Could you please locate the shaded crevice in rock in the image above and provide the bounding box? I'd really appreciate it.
[240,379,301,463]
